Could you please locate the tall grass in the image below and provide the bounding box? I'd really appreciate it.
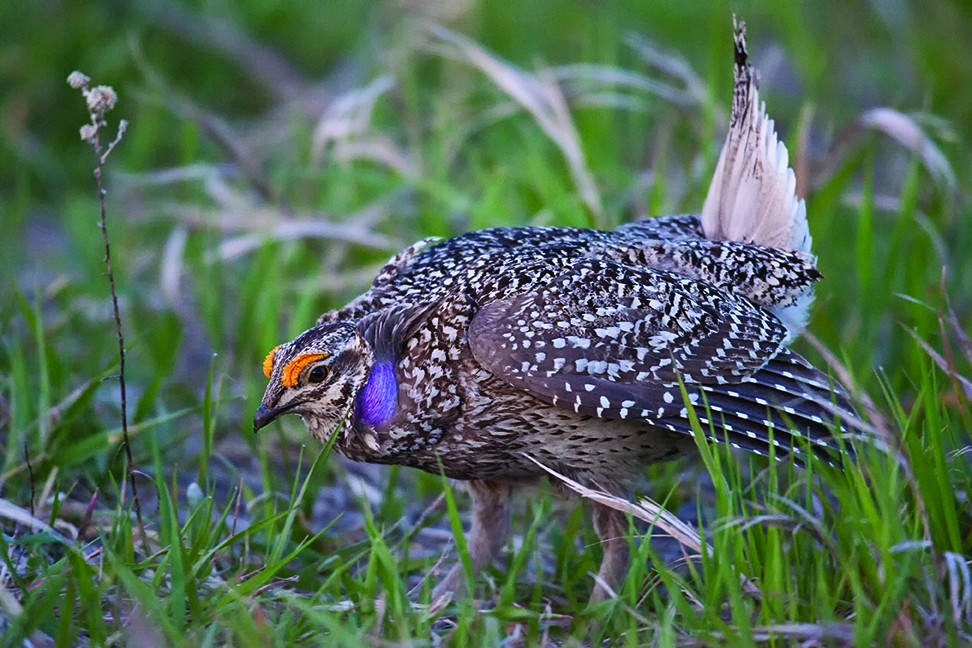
[1,1,970,645]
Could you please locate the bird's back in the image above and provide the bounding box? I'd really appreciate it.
[326,216,850,485]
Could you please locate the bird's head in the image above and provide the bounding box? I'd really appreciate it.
[253,320,371,442]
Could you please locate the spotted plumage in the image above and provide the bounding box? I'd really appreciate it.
[253,20,858,600]
[257,216,849,475]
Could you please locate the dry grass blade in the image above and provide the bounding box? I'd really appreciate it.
[907,327,972,401]
[858,108,956,191]
[119,163,234,190]
[151,188,401,265]
[524,452,766,599]
[812,106,956,195]
[0,498,65,540]
[131,46,276,202]
[138,93,275,202]
[750,622,855,644]
[940,290,972,407]
[550,64,696,109]
[161,224,188,307]
[688,622,855,646]
[310,75,393,147]
[521,453,707,556]
[310,75,414,175]
[151,174,400,252]
[800,331,887,434]
[803,329,934,549]
[303,265,387,296]
[722,493,839,559]
[900,280,972,434]
[430,26,604,224]
[944,551,972,624]
[623,32,708,109]
[216,219,396,261]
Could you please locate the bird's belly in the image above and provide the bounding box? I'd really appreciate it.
[383,388,696,484]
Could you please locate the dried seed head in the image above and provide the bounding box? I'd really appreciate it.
[79,124,97,141]
[67,71,90,89]
[85,85,117,114]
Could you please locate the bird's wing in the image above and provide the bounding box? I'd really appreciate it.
[469,258,786,416]
[468,258,850,456]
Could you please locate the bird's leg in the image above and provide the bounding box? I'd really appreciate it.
[432,479,512,600]
[590,504,630,603]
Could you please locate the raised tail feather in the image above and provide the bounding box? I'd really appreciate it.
[702,17,810,255]
[701,18,813,342]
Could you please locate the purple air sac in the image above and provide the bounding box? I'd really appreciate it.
[358,362,397,427]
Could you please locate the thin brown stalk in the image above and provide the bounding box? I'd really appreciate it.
[94,130,149,558]
[69,71,149,557]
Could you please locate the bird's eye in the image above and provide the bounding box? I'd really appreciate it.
[308,366,328,384]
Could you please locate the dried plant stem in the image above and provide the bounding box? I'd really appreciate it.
[69,71,149,555]
[93,159,148,553]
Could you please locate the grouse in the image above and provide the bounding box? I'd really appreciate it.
[254,20,856,600]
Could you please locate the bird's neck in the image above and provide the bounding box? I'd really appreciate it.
[352,304,430,430]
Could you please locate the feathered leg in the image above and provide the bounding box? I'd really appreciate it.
[590,504,630,602]
[432,480,512,599]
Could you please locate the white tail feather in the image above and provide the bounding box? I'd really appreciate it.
[702,18,814,341]
[702,18,812,256]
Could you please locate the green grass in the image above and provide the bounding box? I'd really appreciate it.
[1,0,971,645]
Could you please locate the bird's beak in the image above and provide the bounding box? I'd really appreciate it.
[253,403,283,433]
